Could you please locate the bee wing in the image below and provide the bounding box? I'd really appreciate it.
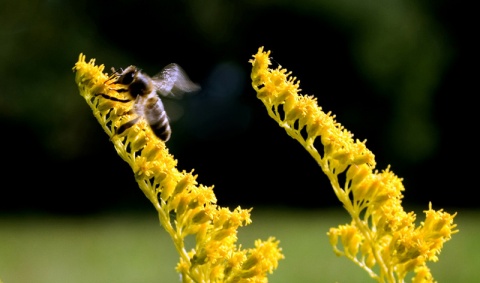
[152,63,200,98]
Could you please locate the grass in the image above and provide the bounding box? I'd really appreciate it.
[0,208,474,282]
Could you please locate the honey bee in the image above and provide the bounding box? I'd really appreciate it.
[100,64,200,141]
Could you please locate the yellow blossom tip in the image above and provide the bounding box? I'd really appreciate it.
[250,47,456,283]
[74,53,283,283]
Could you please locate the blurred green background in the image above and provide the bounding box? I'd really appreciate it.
[1,209,477,282]
[0,0,475,282]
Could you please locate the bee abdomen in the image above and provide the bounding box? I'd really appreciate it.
[144,97,171,141]
[150,115,171,141]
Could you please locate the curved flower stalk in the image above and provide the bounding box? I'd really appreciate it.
[250,47,457,283]
[73,54,283,283]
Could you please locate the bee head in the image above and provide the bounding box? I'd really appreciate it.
[114,66,153,97]
[115,65,137,85]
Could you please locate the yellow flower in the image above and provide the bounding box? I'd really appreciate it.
[250,47,457,283]
[74,53,283,282]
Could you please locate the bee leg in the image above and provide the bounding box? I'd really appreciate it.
[117,117,140,135]
[94,93,131,103]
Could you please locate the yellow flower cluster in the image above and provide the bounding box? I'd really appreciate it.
[250,47,457,283]
[73,54,283,283]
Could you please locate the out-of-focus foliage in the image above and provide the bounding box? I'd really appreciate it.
[0,0,472,213]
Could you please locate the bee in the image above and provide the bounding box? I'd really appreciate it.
[100,64,200,141]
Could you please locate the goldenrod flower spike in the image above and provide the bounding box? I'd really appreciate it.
[73,54,283,283]
[250,47,458,283]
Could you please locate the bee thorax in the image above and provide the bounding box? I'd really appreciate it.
[130,77,153,97]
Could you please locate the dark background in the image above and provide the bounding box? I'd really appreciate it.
[0,0,474,215]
